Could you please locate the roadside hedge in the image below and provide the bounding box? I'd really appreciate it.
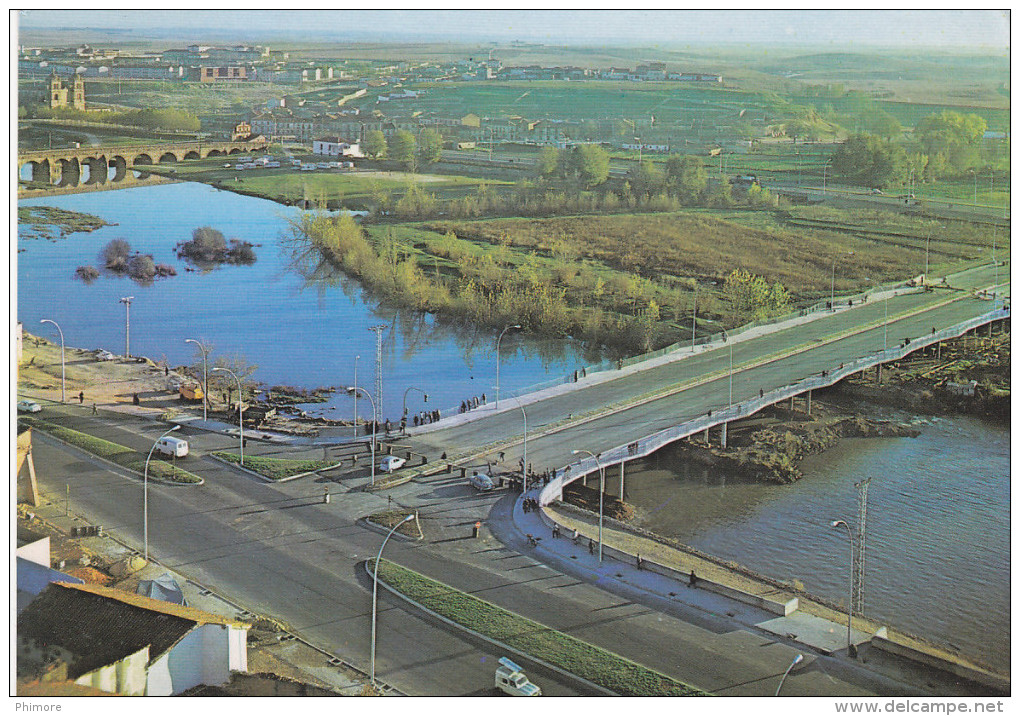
[212,452,336,480]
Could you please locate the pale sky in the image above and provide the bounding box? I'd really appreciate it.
[15,9,1011,48]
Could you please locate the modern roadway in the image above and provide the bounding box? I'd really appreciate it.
[22,266,1005,697]
[402,263,1008,471]
[29,397,950,697]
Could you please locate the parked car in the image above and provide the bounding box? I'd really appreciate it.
[379,455,407,473]
[96,350,116,362]
[17,399,42,413]
[469,472,495,491]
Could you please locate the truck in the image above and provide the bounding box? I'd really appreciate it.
[495,657,541,696]
[179,383,204,402]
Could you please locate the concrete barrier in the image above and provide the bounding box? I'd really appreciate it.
[538,506,798,617]
[871,636,1010,694]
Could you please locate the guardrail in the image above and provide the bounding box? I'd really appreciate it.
[539,305,1009,506]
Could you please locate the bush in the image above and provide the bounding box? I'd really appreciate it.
[127,254,157,281]
[75,265,100,283]
[101,239,132,273]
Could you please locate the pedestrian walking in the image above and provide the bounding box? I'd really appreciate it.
[481,393,486,403]
[759,388,764,398]
[91,403,98,416]
[78,391,84,404]
[498,451,505,463]
[637,555,643,570]
[689,570,698,588]
[588,539,594,555]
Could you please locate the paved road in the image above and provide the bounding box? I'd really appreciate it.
[28,397,990,697]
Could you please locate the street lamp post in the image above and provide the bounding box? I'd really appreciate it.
[371,513,415,687]
[212,367,243,465]
[728,342,733,406]
[775,653,804,696]
[691,282,697,350]
[513,398,528,494]
[830,252,854,311]
[353,355,359,439]
[39,319,65,403]
[830,519,855,656]
[184,338,209,421]
[119,296,134,357]
[572,449,604,562]
[144,425,180,561]
[351,387,378,485]
[402,386,427,421]
[924,225,943,279]
[495,324,521,409]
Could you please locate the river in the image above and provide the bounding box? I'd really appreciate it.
[624,412,1010,673]
[17,182,593,420]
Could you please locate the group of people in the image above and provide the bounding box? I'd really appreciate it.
[522,497,540,513]
[403,409,441,431]
[458,393,486,413]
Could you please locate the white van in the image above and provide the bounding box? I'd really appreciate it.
[156,436,189,458]
[469,472,494,491]
[379,455,407,473]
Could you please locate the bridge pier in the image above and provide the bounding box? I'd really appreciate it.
[876,364,883,385]
[703,427,710,444]
[789,396,795,411]
[805,390,812,416]
[618,461,625,500]
[720,422,727,448]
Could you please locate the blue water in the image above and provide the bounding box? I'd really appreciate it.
[627,414,1011,672]
[17,182,594,420]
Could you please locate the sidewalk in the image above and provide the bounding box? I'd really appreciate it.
[505,488,1008,691]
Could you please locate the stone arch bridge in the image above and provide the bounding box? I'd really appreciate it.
[18,137,268,187]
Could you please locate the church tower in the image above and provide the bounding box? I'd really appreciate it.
[49,71,68,109]
[72,73,85,111]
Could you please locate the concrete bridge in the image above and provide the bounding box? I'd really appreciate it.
[17,137,268,187]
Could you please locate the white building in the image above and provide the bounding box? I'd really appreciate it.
[312,136,364,158]
[17,582,249,696]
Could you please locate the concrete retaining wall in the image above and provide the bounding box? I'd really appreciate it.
[870,637,1010,695]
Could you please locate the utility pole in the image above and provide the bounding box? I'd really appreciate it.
[368,325,386,440]
[119,296,134,357]
[853,477,871,615]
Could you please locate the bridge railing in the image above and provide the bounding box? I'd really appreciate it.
[539,305,1009,506]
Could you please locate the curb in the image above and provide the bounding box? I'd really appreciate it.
[205,454,346,483]
[362,561,616,696]
[357,517,423,542]
[32,429,204,486]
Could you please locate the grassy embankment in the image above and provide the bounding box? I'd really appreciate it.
[365,510,421,538]
[212,452,336,480]
[294,202,999,354]
[18,206,112,239]
[143,158,507,210]
[21,417,202,484]
[371,558,707,696]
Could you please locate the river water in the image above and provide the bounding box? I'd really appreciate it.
[17,182,593,420]
[625,412,1010,672]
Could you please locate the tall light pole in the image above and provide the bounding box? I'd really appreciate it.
[371,514,415,688]
[728,342,733,406]
[402,386,427,421]
[775,653,804,696]
[924,225,942,279]
[353,355,359,439]
[495,324,521,409]
[352,387,378,485]
[830,519,855,657]
[212,367,243,465]
[691,281,697,349]
[184,338,209,421]
[865,278,888,351]
[513,397,528,493]
[144,425,180,561]
[572,449,604,562]
[119,296,134,357]
[39,319,65,403]
[830,252,854,311]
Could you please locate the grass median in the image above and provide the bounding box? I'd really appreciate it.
[22,418,202,484]
[212,452,337,480]
[371,558,708,697]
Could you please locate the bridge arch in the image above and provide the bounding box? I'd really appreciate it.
[228,148,243,155]
[183,150,200,160]
[56,158,80,187]
[158,152,179,164]
[206,149,225,158]
[82,156,108,185]
[108,155,128,182]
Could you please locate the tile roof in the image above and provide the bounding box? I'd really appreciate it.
[17,582,248,680]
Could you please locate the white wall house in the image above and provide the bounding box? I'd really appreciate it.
[312,137,364,158]
[17,582,249,696]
